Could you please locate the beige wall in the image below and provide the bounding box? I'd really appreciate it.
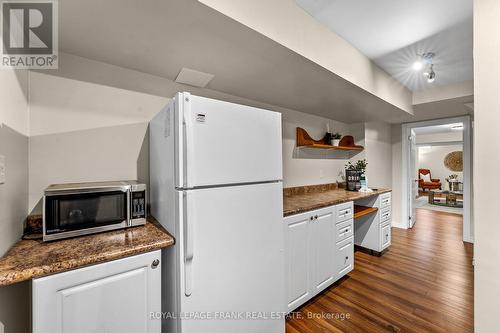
[29,54,389,211]
[474,0,500,330]
[28,71,168,212]
[390,124,405,228]
[0,69,30,333]
[364,122,392,189]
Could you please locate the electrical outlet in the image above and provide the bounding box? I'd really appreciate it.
[0,155,5,184]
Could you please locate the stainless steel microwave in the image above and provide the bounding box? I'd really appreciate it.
[43,181,147,241]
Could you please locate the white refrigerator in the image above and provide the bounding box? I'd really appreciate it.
[149,92,285,333]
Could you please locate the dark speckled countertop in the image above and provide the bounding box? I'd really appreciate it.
[283,187,391,217]
[0,217,174,286]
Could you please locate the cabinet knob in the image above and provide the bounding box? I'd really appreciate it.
[314,215,318,220]
[345,256,349,261]
[151,259,160,269]
[310,216,314,221]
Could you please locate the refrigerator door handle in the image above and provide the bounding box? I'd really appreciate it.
[183,93,195,188]
[184,191,194,296]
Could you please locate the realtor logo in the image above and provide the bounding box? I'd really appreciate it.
[1,0,58,69]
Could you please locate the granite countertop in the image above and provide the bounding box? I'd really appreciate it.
[0,217,174,286]
[283,187,391,217]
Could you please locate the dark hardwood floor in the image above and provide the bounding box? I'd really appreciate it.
[286,209,474,333]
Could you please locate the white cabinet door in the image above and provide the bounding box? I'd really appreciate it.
[380,223,391,250]
[310,206,336,294]
[335,237,354,279]
[284,212,311,312]
[33,251,161,333]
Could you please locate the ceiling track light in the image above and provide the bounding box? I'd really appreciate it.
[424,64,436,83]
[412,52,436,83]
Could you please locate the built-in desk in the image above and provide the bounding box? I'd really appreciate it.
[283,185,392,312]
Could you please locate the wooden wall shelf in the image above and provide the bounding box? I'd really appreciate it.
[296,127,364,152]
[354,205,378,219]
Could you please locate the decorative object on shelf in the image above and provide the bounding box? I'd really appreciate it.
[325,123,332,145]
[446,174,462,192]
[295,127,364,152]
[338,135,363,149]
[345,159,368,192]
[444,151,463,172]
[332,132,342,146]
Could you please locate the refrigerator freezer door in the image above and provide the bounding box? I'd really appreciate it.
[177,93,282,188]
[178,182,285,333]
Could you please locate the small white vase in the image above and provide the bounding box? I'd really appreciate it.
[332,139,341,146]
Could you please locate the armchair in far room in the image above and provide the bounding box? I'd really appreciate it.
[418,168,442,191]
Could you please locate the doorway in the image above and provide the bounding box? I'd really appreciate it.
[401,116,472,243]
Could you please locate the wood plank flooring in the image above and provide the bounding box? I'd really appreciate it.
[286,209,474,333]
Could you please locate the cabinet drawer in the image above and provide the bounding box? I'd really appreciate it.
[380,223,391,250]
[336,202,353,222]
[335,219,353,244]
[380,207,391,223]
[336,236,354,277]
[380,193,391,208]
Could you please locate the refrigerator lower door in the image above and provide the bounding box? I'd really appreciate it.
[178,182,285,333]
[177,92,283,188]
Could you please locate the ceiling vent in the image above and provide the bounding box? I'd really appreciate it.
[175,68,214,88]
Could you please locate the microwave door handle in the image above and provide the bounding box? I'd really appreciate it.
[184,191,194,296]
[126,190,131,226]
[183,93,195,189]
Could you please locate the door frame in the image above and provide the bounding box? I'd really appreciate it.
[401,115,473,243]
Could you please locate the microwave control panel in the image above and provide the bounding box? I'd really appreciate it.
[131,191,146,219]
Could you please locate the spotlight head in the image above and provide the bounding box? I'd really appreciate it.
[427,70,436,83]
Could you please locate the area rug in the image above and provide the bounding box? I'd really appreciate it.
[415,196,463,215]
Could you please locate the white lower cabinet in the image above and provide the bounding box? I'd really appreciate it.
[285,203,354,312]
[310,206,336,294]
[32,250,161,333]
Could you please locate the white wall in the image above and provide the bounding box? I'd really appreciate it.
[418,145,463,189]
[0,69,30,333]
[474,0,500,330]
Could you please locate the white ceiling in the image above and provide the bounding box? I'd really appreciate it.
[56,0,412,124]
[296,0,473,91]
